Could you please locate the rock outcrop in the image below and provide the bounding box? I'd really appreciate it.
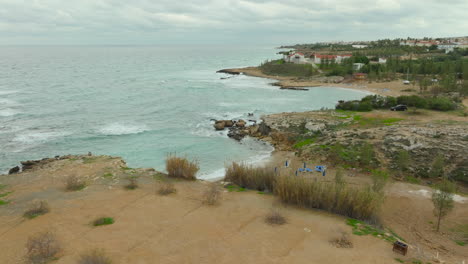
[8,166,20,174]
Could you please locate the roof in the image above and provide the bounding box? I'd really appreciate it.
[288,52,304,57]
[314,54,352,59]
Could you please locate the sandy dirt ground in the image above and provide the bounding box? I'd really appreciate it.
[267,151,468,264]
[221,67,423,97]
[0,155,467,264]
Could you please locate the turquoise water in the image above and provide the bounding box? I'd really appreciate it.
[0,46,368,178]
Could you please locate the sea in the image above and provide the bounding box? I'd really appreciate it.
[0,46,369,179]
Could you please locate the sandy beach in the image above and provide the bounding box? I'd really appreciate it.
[219,67,418,97]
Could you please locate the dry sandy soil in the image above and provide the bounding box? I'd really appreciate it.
[220,67,423,97]
[1,155,467,264]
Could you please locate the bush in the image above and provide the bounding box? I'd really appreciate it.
[26,231,61,264]
[24,201,50,219]
[157,182,176,196]
[65,175,86,191]
[224,163,276,192]
[93,217,115,226]
[79,249,112,264]
[166,155,199,180]
[124,176,138,190]
[429,154,445,178]
[265,208,287,225]
[203,183,221,205]
[337,94,457,112]
[427,97,457,111]
[274,175,383,221]
[397,95,428,108]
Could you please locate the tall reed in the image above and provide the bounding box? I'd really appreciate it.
[165,154,199,180]
[224,162,276,192]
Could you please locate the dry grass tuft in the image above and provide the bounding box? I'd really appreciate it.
[166,155,199,180]
[265,208,287,225]
[26,231,61,264]
[157,181,176,196]
[224,162,276,192]
[78,249,112,264]
[330,231,353,248]
[65,175,86,191]
[203,184,221,205]
[24,201,50,219]
[124,176,138,190]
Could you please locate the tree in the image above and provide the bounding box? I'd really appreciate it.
[429,154,445,178]
[432,179,455,232]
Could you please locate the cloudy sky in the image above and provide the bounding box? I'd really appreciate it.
[0,0,467,45]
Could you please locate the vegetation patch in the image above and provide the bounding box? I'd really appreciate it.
[26,231,62,264]
[157,181,176,196]
[24,201,50,219]
[166,154,199,180]
[259,59,316,77]
[102,172,113,178]
[0,199,10,205]
[65,175,87,191]
[203,184,221,205]
[124,176,139,190]
[78,249,112,264]
[93,217,115,227]
[225,184,246,192]
[82,157,99,164]
[293,138,316,149]
[346,218,404,243]
[265,209,287,226]
[225,163,276,192]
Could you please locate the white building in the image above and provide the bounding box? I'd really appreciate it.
[352,44,368,49]
[378,57,387,64]
[312,54,352,64]
[283,52,307,64]
[437,43,457,53]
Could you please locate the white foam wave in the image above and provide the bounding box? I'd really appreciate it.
[0,90,19,95]
[0,98,19,106]
[98,123,148,136]
[200,137,274,181]
[12,131,70,144]
[0,108,19,117]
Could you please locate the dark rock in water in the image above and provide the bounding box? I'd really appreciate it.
[8,166,20,174]
[258,122,271,136]
[227,127,248,141]
[216,69,241,75]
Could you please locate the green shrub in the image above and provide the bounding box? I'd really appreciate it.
[397,95,428,108]
[427,97,457,111]
[93,217,115,226]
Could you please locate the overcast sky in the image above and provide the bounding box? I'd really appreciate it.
[1,0,467,45]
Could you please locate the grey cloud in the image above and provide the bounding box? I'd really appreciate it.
[0,0,466,45]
